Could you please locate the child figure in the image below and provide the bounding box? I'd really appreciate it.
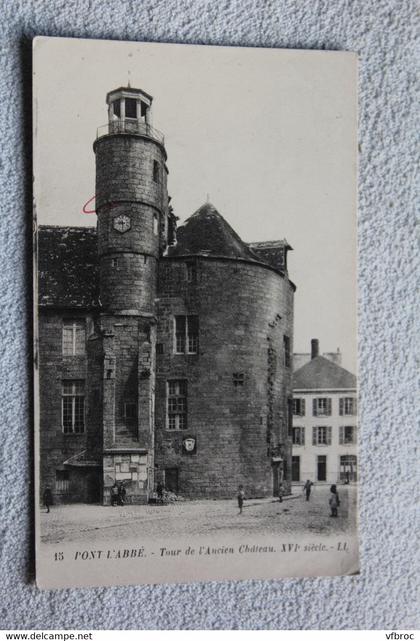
[237,485,245,514]
[329,484,340,517]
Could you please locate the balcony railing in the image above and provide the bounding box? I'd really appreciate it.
[96,120,165,145]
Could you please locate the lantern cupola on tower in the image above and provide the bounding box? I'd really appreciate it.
[103,86,163,144]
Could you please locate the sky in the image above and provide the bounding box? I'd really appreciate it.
[33,37,357,373]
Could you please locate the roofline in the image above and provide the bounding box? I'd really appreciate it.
[162,253,297,291]
[293,388,357,393]
[249,240,293,251]
[93,131,167,160]
[39,305,98,312]
[37,224,97,231]
[106,87,154,103]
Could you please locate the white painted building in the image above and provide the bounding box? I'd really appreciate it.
[291,340,357,485]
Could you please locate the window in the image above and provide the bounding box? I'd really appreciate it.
[124,402,137,422]
[283,335,291,367]
[113,100,121,118]
[312,426,332,446]
[167,380,187,430]
[55,470,70,493]
[62,381,85,434]
[153,213,158,235]
[233,372,245,387]
[339,397,357,416]
[312,397,332,416]
[339,425,357,444]
[125,97,137,118]
[62,320,86,356]
[292,398,306,416]
[174,315,199,354]
[340,455,357,482]
[287,397,293,436]
[153,160,160,183]
[156,343,164,355]
[292,426,305,446]
[186,262,197,284]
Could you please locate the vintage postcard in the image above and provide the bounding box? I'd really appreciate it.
[33,36,359,589]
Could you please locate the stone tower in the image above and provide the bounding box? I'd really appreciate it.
[93,86,169,504]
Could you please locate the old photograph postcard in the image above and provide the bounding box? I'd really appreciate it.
[33,36,358,589]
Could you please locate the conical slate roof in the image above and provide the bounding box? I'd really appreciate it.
[293,356,356,390]
[168,203,259,261]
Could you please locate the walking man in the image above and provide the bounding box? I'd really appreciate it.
[303,479,313,501]
[43,485,53,513]
[329,484,340,517]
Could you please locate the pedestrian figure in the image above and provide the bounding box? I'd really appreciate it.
[278,482,284,503]
[345,470,350,485]
[156,481,164,504]
[43,486,53,513]
[110,482,119,506]
[303,479,313,501]
[329,484,340,517]
[118,482,126,506]
[237,485,245,514]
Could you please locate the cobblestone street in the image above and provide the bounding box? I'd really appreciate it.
[41,485,357,545]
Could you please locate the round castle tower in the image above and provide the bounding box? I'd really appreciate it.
[94,87,169,313]
[92,87,169,504]
[154,203,295,499]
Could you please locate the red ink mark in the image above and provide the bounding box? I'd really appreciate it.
[82,195,120,214]
[82,195,96,214]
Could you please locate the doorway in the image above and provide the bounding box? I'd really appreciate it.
[340,455,357,482]
[317,455,327,481]
[272,463,280,496]
[164,467,179,493]
[292,456,300,482]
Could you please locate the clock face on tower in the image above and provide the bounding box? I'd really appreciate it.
[113,214,131,233]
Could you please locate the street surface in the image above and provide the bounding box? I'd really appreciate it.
[40,485,357,545]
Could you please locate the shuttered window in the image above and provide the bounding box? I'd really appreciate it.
[292,398,305,416]
[313,397,332,417]
[292,426,305,445]
[339,425,357,444]
[312,426,332,445]
[339,397,357,416]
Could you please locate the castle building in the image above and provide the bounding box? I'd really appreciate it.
[291,339,357,485]
[37,86,295,504]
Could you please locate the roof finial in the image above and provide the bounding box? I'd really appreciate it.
[206,193,210,203]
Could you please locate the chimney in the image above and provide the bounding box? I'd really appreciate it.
[311,339,319,359]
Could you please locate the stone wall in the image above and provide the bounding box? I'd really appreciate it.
[38,310,96,503]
